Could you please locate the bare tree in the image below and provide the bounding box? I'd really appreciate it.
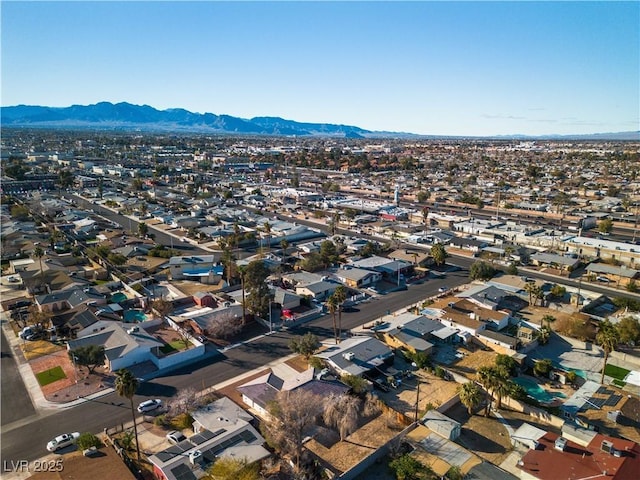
[152,298,174,319]
[27,305,52,331]
[323,394,360,441]
[362,392,382,417]
[176,325,193,350]
[204,312,243,340]
[169,387,200,416]
[262,389,323,470]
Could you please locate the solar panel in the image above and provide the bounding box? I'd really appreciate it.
[239,430,257,443]
[605,394,622,407]
[156,451,178,462]
[171,463,196,480]
[588,397,606,408]
[191,428,227,445]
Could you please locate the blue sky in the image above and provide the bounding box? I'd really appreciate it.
[2,1,638,136]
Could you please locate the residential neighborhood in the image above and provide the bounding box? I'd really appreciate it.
[1,130,640,480]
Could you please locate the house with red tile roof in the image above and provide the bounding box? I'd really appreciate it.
[517,430,640,480]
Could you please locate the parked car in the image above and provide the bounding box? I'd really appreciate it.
[596,276,611,283]
[47,432,80,452]
[19,326,41,341]
[438,286,448,293]
[166,430,186,445]
[7,275,19,283]
[137,399,162,413]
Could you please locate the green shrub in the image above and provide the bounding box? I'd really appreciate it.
[154,414,169,427]
[404,350,431,369]
[120,430,135,451]
[171,413,194,430]
[341,374,369,394]
[77,432,102,450]
[308,356,325,370]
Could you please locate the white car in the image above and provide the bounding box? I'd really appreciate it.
[166,430,187,445]
[137,399,162,413]
[438,287,448,293]
[47,432,80,452]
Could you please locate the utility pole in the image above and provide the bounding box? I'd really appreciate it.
[414,381,421,423]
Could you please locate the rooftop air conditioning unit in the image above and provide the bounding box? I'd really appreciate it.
[555,437,567,451]
[343,352,355,361]
[189,450,202,465]
[127,326,139,334]
[601,440,613,453]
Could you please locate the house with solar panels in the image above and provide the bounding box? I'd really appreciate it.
[148,397,270,480]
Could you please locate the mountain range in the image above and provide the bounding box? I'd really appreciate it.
[1,102,638,140]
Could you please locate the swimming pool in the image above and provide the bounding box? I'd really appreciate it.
[512,376,566,404]
[110,292,127,303]
[124,310,148,323]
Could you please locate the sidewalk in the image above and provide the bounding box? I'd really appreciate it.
[1,313,115,412]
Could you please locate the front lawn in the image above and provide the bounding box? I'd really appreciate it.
[604,363,630,381]
[36,366,67,386]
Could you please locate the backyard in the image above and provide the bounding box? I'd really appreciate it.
[604,363,630,387]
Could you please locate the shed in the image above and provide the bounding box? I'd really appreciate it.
[422,410,461,441]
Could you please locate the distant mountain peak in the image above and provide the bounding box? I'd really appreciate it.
[1,102,637,140]
[0,102,395,138]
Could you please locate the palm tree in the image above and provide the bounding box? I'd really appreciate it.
[476,367,494,416]
[333,286,347,342]
[280,239,289,261]
[262,221,272,255]
[422,206,429,230]
[542,314,556,332]
[524,281,536,306]
[532,284,544,306]
[115,369,141,461]
[32,246,45,283]
[326,295,339,345]
[458,382,482,415]
[238,265,247,325]
[233,222,241,250]
[596,320,620,384]
[492,375,511,410]
[430,243,446,267]
[477,366,509,416]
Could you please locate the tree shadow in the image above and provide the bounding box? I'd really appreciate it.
[457,427,507,454]
[136,382,178,398]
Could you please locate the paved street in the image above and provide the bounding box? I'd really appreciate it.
[1,329,36,426]
[0,267,471,464]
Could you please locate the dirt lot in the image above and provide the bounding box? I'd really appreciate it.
[170,279,224,297]
[447,348,497,381]
[22,340,65,361]
[305,413,404,476]
[445,402,514,466]
[378,370,460,421]
[27,445,135,480]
